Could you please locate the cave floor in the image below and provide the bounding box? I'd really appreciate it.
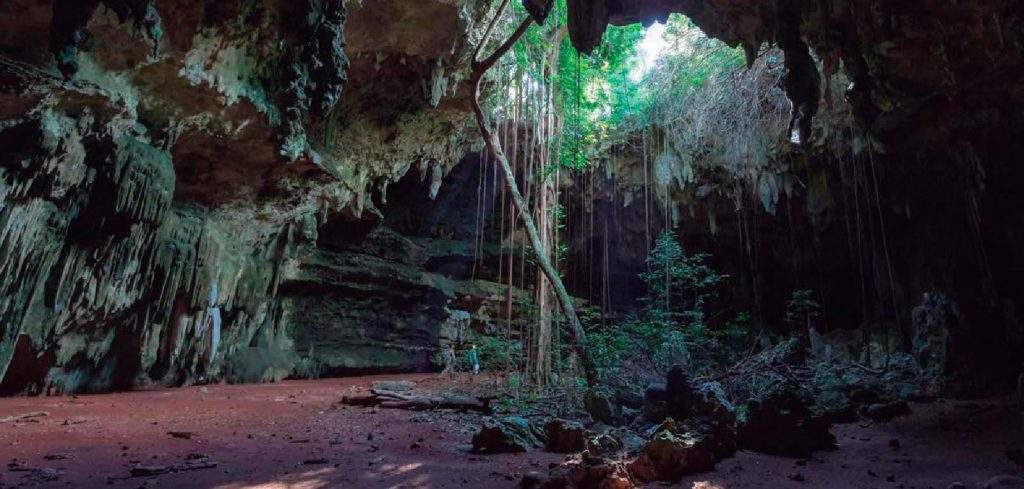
[0,375,1020,489]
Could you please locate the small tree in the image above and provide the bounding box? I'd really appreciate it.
[784,289,821,333]
[639,231,728,329]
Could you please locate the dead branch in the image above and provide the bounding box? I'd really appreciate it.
[341,389,494,414]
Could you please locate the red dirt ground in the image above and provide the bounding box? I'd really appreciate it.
[0,374,1021,488]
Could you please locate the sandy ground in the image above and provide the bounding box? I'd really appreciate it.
[0,374,1021,488]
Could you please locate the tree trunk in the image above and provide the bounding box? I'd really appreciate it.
[469,15,597,387]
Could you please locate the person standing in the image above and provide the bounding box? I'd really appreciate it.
[467,344,480,376]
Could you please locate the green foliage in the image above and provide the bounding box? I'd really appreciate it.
[554,23,645,169]
[488,6,781,190]
[429,336,523,373]
[476,335,525,372]
[490,0,646,171]
[587,231,751,381]
[640,231,728,329]
[639,16,745,122]
[784,289,821,330]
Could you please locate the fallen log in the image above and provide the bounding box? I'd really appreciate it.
[0,411,49,423]
[341,389,494,414]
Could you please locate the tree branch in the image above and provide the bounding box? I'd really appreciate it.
[472,0,512,64]
[468,14,598,388]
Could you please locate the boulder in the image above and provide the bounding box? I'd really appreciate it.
[586,431,625,457]
[607,428,648,454]
[642,383,668,422]
[585,390,623,426]
[614,389,644,410]
[472,416,544,454]
[544,419,589,454]
[666,366,703,421]
[628,419,717,482]
[583,426,648,458]
[738,386,835,457]
[544,457,635,489]
[650,367,736,427]
[911,292,957,395]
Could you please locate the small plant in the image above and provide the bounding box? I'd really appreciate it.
[785,289,821,332]
[476,335,525,372]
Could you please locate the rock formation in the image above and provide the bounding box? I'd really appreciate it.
[0,0,516,393]
[1,0,1022,396]
[559,0,1024,390]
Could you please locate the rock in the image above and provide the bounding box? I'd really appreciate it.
[642,383,668,422]
[881,353,928,401]
[788,471,806,482]
[22,468,62,483]
[650,367,736,429]
[811,363,858,423]
[544,419,588,454]
[519,471,548,489]
[665,366,702,421]
[182,454,217,471]
[912,293,957,396]
[641,366,738,461]
[471,417,543,454]
[614,389,644,410]
[606,428,648,454]
[585,391,623,426]
[586,432,625,457]
[628,419,718,482]
[860,401,911,422]
[737,386,835,457]
[0,1,492,395]
[546,458,635,489]
[129,454,216,478]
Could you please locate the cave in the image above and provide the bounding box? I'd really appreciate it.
[0,0,1022,487]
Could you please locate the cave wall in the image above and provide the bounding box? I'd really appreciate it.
[569,1,1024,147]
[0,0,509,394]
[561,0,1024,390]
[571,123,1024,393]
[3,0,1022,394]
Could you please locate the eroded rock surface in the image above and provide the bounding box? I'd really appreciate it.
[0,0,510,393]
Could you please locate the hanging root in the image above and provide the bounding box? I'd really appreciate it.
[468,9,598,388]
